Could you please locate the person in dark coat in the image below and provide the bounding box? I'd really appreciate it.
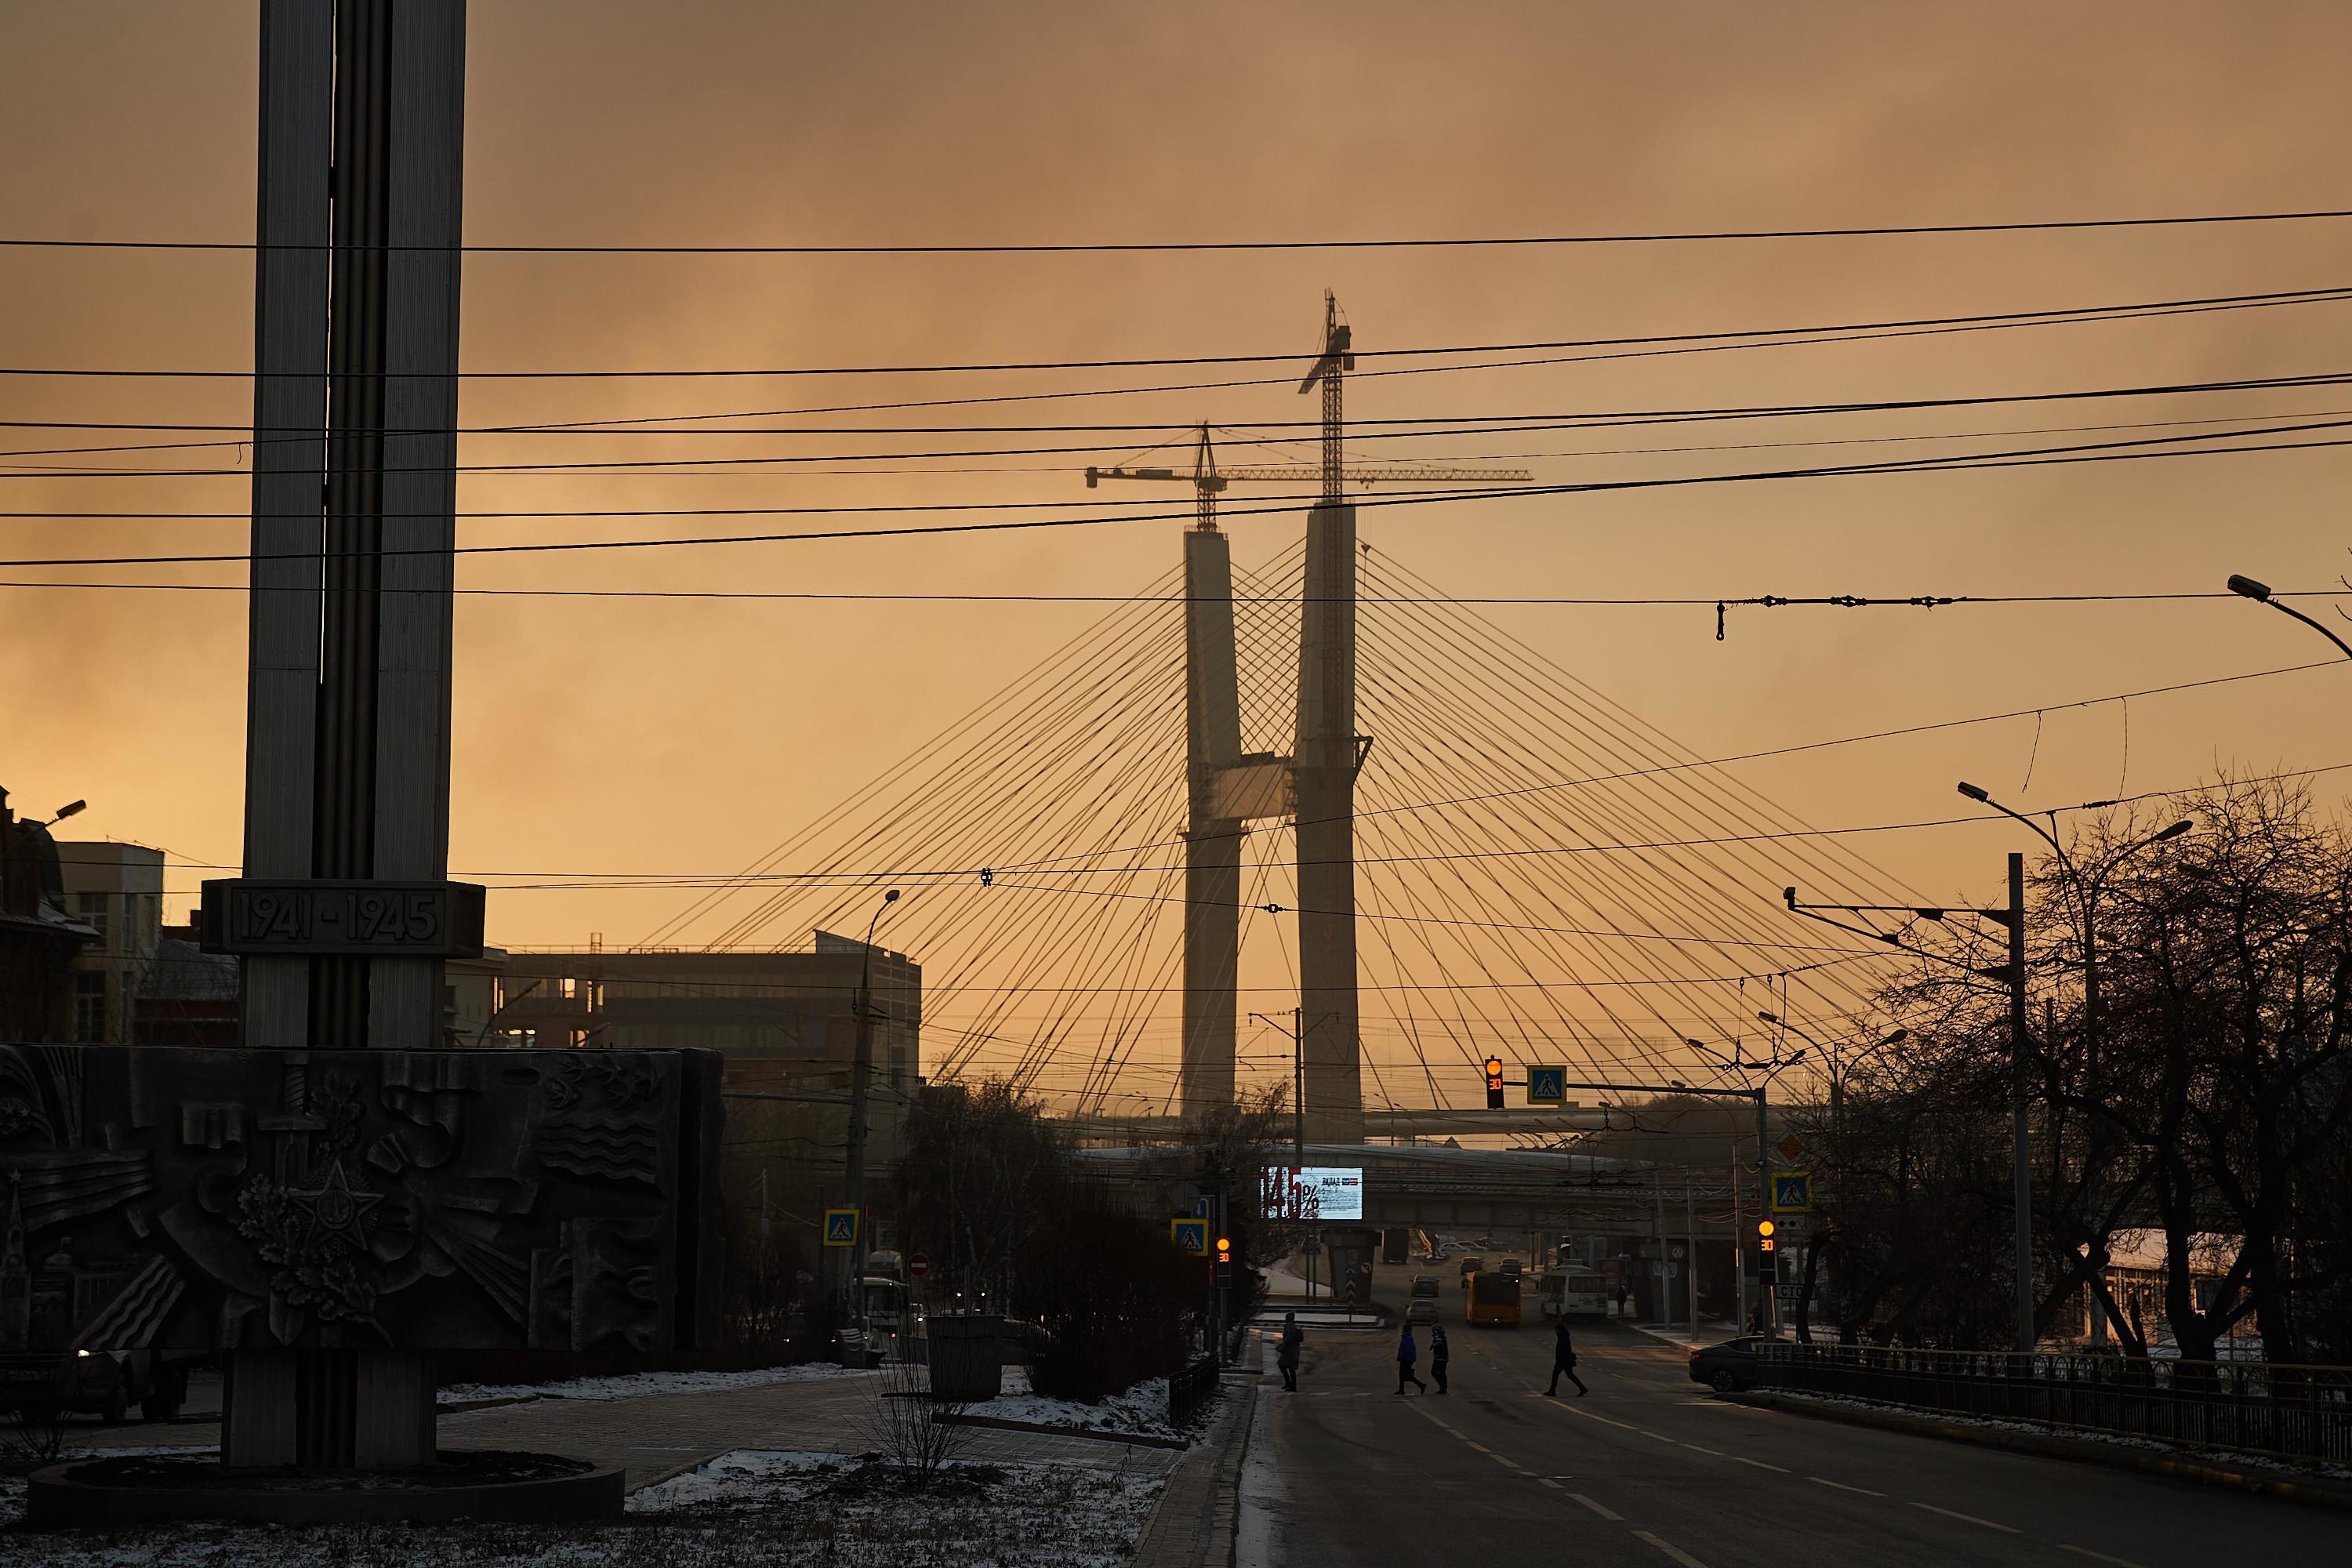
[1276,1312,1303,1392]
[1545,1316,1588,1396]
[1428,1324,1450,1394]
[1395,1323,1425,1394]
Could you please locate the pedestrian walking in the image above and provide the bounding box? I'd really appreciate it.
[1276,1312,1303,1392]
[1428,1324,1450,1394]
[1395,1323,1426,1394]
[1614,1283,1630,1319]
[1545,1316,1587,1397]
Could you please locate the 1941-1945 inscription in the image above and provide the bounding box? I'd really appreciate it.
[198,879,488,959]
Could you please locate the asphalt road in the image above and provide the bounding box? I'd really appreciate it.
[1239,1308,2337,1568]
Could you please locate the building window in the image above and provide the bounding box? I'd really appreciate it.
[76,891,109,948]
[118,975,136,1044]
[73,972,107,1042]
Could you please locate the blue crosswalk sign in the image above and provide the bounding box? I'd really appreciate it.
[1526,1065,1566,1105]
[1770,1171,1813,1213]
[823,1207,861,1247]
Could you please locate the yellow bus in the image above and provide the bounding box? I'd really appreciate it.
[1465,1270,1523,1327]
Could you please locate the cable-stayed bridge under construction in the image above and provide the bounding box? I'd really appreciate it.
[642,298,1922,1145]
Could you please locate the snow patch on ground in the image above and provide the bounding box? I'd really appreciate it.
[0,1446,1163,1567]
[437,1361,868,1407]
[972,1365,1182,1441]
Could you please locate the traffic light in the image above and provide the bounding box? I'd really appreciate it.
[1215,1235,1233,1286]
[1756,1219,1777,1259]
[1484,1056,1505,1109]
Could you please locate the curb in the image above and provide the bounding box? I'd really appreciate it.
[1725,1389,2352,1513]
[937,1413,1186,1449]
[1128,1374,1258,1568]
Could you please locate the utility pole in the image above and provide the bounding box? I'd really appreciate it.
[2006,851,2035,1353]
[1755,1086,1773,1337]
[1652,1167,1668,1326]
[842,888,900,1313]
[1250,1007,1308,1165]
[1730,1143,1745,1332]
[1685,1171,1698,1336]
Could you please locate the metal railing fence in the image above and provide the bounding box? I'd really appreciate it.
[1167,1354,1221,1426]
[1753,1343,2352,1465]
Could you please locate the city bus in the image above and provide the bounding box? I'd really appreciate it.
[1465,1270,1523,1327]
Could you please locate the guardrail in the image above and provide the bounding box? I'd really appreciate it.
[1167,1354,1221,1427]
[1752,1342,2352,1465]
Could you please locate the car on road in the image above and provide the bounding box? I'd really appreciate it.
[1457,1257,1484,1287]
[1410,1274,1440,1297]
[1406,1298,1440,1325]
[1689,1336,1764,1392]
[1497,1258,1523,1276]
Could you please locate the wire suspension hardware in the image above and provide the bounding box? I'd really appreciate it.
[1717,593,1960,641]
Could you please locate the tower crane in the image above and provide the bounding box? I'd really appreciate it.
[1084,426,1532,532]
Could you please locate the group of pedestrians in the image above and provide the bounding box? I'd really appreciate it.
[1272,1310,1587,1399]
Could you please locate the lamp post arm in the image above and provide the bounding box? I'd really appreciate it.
[2264,597,2352,661]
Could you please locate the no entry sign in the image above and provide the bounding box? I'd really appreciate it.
[908,1254,931,1279]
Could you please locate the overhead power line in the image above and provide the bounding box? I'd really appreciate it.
[12,367,2352,462]
[0,582,2332,606]
[6,206,2352,252]
[2,283,2343,380]
[2,416,2350,565]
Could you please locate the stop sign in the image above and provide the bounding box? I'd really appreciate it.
[908,1254,930,1279]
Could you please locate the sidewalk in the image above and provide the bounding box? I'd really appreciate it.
[56,1367,1185,1494]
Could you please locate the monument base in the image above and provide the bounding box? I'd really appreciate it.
[27,1450,622,1530]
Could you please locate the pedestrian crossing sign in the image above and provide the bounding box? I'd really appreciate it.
[1171,1218,1209,1254]
[822,1207,861,1247]
[1770,1171,1813,1213]
[1526,1065,1566,1105]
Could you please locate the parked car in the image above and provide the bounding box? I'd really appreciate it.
[1410,1274,1440,1298]
[0,1348,191,1424]
[1689,1337,1763,1393]
[1406,1298,1440,1325]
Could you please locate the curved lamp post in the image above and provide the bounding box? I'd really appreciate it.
[2227,575,2352,661]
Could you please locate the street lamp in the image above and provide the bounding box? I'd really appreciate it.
[1756,1012,1906,1131]
[34,799,86,829]
[2227,574,2352,661]
[1956,784,2188,1351]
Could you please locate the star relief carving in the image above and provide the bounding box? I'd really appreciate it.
[284,1158,384,1253]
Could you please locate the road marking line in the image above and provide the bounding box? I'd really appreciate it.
[1488,1452,1523,1471]
[1679,1442,1722,1455]
[1566,1492,1622,1521]
[1465,1440,1493,1454]
[1910,1502,2018,1534]
[1808,1475,1885,1497]
[1537,1478,1564,1490]
[1731,1457,1790,1473]
[1632,1530,1710,1568]
[2060,1547,2148,1568]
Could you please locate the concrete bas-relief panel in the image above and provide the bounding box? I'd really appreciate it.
[0,1046,721,1354]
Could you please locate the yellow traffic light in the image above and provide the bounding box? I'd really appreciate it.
[1216,1237,1231,1253]
[1757,1220,1775,1238]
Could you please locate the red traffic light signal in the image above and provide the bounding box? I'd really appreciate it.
[1484,1056,1505,1109]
